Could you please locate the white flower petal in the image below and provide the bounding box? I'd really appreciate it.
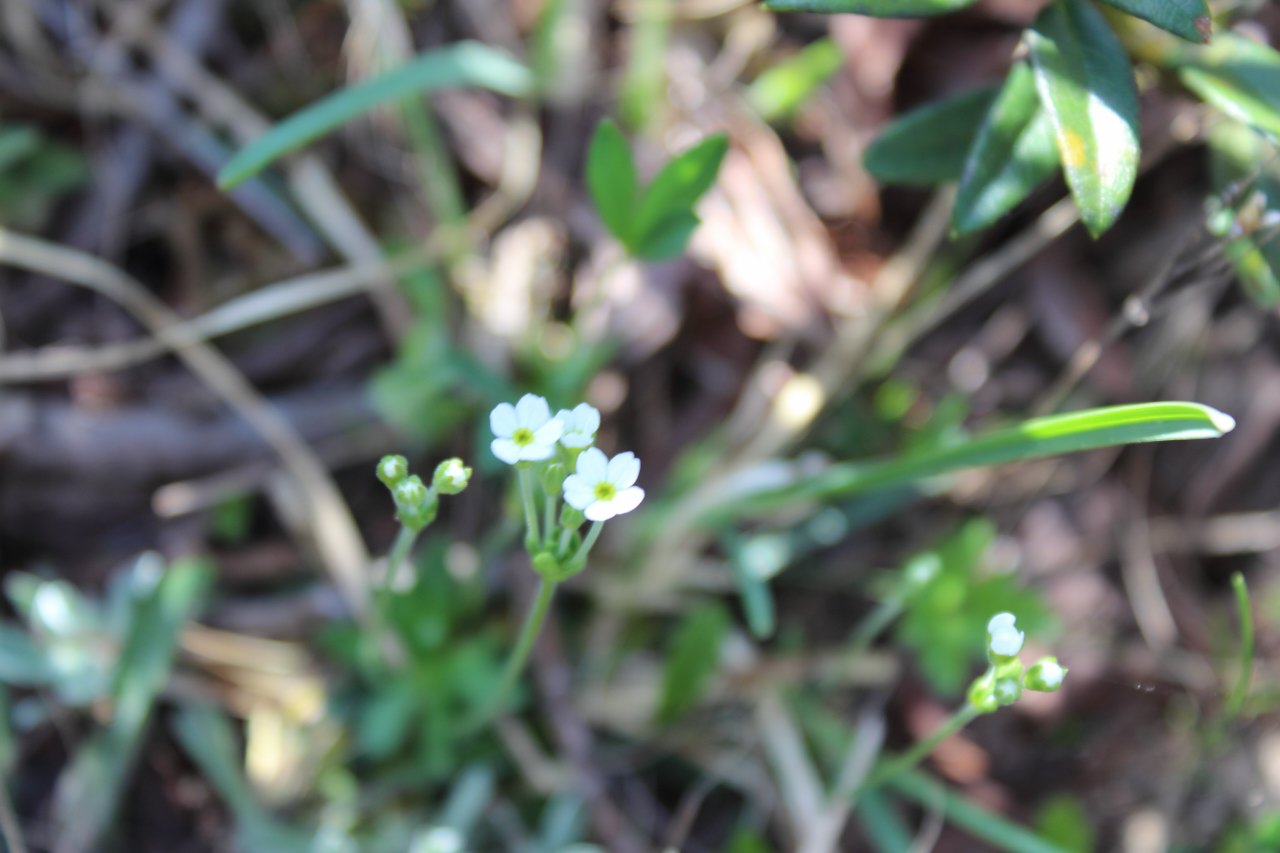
[577,447,608,481]
[490,403,517,438]
[560,432,594,449]
[519,441,556,462]
[610,486,644,515]
[987,612,1017,633]
[606,452,640,488]
[533,418,563,446]
[563,476,595,510]
[515,393,551,428]
[573,403,600,434]
[491,438,521,465]
[989,628,1024,657]
[585,501,617,522]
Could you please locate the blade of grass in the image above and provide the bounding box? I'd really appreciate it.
[52,560,211,853]
[714,402,1235,521]
[1224,572,1255,720]
[885,769,1071,853]
[218,41,532,188]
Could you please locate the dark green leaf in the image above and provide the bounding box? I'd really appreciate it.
[632,133,729,252]
[657,603,729,723]
[218,42,532,188]
[586,119,639,244]
[1095,0,1210,43]
[632,211,700,261]
[863,86,999,186]
[1028,0,1140,237]
[953,63,1061,234]
[765,0,977,16]
[1180,34,1280,142]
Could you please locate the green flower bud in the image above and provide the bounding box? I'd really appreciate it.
[377,454,409,488]
[1026,657,1067,693]
[967,671,999,714]
[394,475,429,510]
[993,676,1022,706]
[541,462,566,497]
[532,551,561,578]
[559,504,584,530]
[432,458,471,495]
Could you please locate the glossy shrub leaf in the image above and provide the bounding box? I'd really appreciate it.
[218,42,533,188]
[1028,0,1140,237]
[764,0,977,16]
[717,402,1235,520]
[587,119,639,245]
[630,133,728,260]
[953,63,1061,234]
[1095,0,1210,44]
[1180,34,1280,142]
[747,38,845,122]
[864,86,999,186]
[657,603,729,723]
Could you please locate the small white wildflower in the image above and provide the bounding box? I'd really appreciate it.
[490,394,563,464]
[562,448,645,521]
[1027,657,1067,693]
[987,611,1025,657]
[555,402,601,449]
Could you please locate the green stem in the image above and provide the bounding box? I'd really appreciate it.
[518,467,541,548]
[848,596,905,655]
[493,575,559,715]
[543,491,558,549]
[384,526,420,594]
[557,523,576,559]
[573,521,605,562]
[1224,571,1255,720]
[865,703,981,791]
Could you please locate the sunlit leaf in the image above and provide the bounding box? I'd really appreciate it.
[864,86,999,186]
[218,42,532,188]
[747,38,845,122]
[1095,0,1210,43]
[631,133,728,254]
[587,120,639,245]
[1180,34,1280,142]
[1028,0,1140,237]
[953,62,1061,234]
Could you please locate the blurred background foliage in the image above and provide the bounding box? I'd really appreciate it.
[0,0,1278,851]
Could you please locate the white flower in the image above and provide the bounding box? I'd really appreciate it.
[562,448,645,521]
[555,403,601,449]
[490,394,563,464]
[987,612,1025,657]
[1027,657,1066,692]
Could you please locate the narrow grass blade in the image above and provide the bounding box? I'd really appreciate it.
[716,402,1234,520]
[765,0,977,15]
[1028,0,1140,236]
[1224,572,1255,720]
[52,560,211,853]
[886,769,1072,853]
[218,42,533,188]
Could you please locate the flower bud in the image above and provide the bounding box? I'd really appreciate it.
[377,454,409,488]
[432,458,471,495]
[987,612,1025,661]
[1026,657,1067,693]
[559,504,584,530]
[394,475,429,510]
[541,462,566,496]
[994,676,1022,706]
[967,671,999,714]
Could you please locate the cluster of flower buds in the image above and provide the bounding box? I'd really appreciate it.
[967,612,1066,714]
[376,453,472,532]
[489,394,644,578]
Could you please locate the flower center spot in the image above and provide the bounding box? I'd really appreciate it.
[593,482,617,502]
[513,427,535,446]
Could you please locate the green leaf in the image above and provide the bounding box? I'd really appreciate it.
[747,38,845,122]
[718,402,1235,519]
[631,133,729,255]
[764,0,978,16]
[586,119,639,245]
[53,559,212,853]
[1028,0,1140,237]
[864,86,999,186]
[0,624,54,686]
[1035,795,1097,853]
[1205,119,1280,307]
[218,42,533,188]
[953,63,1061,234]
[632,211,700,261]
[1180,34,1280,143]
[657,603,729,723]
[1095,0,1210,43]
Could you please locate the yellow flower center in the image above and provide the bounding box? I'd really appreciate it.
[593,482,617,502]
[512,427,535,446]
